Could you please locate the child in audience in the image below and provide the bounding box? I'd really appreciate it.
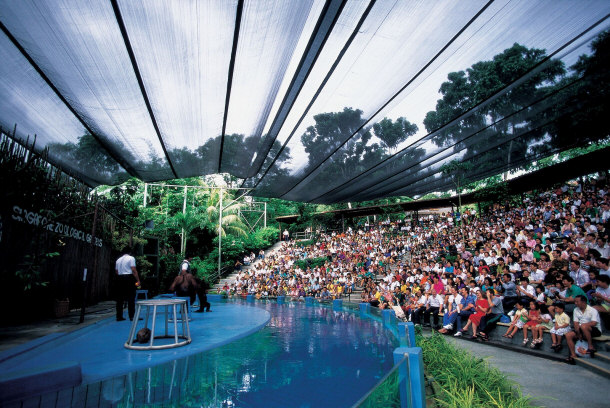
[550,303,571,352]
[531,305,553,348]
[502,301,528,339]
[523,301,541,345]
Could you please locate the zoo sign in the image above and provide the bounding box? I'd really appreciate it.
[11,205,103,247]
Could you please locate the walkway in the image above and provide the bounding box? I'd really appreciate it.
[0,301,116,353]
[447,337,609,408]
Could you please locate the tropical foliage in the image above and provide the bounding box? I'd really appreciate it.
[97,177,282,289]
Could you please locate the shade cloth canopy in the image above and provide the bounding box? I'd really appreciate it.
[1,0,609,202]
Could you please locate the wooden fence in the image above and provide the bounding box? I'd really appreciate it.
[0,129,130,323]
[0,202,118,323]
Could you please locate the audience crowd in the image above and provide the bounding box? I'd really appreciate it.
[223,176,610,364]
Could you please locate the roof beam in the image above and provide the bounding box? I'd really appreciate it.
[250,0,377,190]
[0,21,136,179]
[218,0,245,173]
[110,0,178,179]
[246,0,348,178]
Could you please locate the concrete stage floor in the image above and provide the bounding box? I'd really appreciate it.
[0,301,269,401]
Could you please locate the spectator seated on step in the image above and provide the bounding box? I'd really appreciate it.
[550,302,571,353]
[555,276,587,315]
[478,288,505,341]
[453,287,476,337]
[423,288,444,329]
[591,274,610,323]
[438,286,462,334]
[565,295,602,364]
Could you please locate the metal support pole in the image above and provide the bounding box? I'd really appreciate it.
[80,201,98,324]
[398,322,417,347]
[264,202,267,229]
[393,347,426,408]
[143,183,148,207]
[181,186,187,254]
[218,188,223,277]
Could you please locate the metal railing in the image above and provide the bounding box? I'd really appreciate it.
[208,265,234,286]
[292,231,313,240]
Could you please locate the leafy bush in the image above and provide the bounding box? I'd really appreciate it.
[190,256,219,281]
[212,235,246,260]
[298,234,319,248]
[159,253,182,291]
[294,256,329,271]
[254,227,280,247]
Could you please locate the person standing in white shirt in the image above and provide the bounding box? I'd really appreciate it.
[115,249,140,321]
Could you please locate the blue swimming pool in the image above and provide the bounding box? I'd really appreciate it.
[10,301,398,408]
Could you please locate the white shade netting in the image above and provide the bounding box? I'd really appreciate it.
[0,0,608,202]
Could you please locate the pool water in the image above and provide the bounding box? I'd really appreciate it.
[15,302,398,408]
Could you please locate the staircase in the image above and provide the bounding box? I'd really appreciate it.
[212,241,284,292]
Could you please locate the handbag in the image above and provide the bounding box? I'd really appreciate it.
[574,340,591,358]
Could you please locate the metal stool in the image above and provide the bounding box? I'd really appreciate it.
[135,289,148,301]
[125,299,191,350]
[173,296,193,322]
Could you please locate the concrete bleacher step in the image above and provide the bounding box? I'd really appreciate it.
[441,323,610,378]
[574,350,610,378]
[449,333,566,363]
[596,349,610,364]
[490,322,610,351]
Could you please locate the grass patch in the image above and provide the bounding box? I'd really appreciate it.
[417,331,534,408]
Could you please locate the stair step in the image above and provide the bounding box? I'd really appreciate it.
[595,350,610,364]
[575,354,610,378]
[444,328,610,379]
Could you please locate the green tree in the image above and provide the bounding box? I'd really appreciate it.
[202,188,248,238]
[541,30,610,152]
[299,110,423,203]
[301,107,379,180]
[372,117,418,153]
[423,43,565,184]
[170,208,204,255]
[440,159,473,230]
[48,132,129,184]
